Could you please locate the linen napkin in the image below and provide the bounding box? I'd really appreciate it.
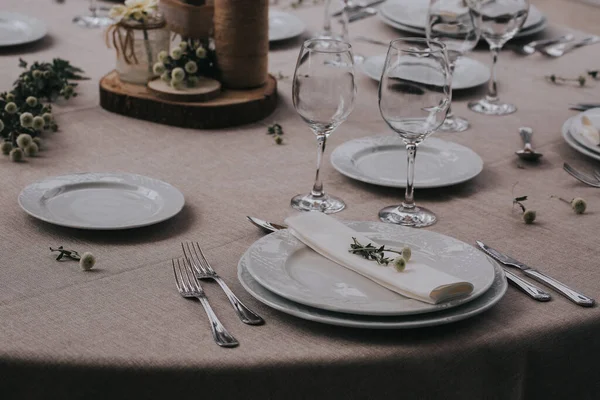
[284,212,474,304]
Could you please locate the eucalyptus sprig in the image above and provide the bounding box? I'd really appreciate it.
[50,246,96,270]
[348,237,411,271]
[545,70,599,88]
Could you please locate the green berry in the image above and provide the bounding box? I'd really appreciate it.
[523,210,536,224]
[1,141,13,155]
[24,142,38,157]
[393,257,406,272]
[274,135,283,145]
[9,148,24,162]
[5,102,17,114]
[571,198,587,214]
[16,133,32,148]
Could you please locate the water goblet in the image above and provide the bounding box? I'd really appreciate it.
[466,0,530,115]
[73,0,113,28]
[291,39,357,214]
[378,38,452,227]
[426,0,481,132]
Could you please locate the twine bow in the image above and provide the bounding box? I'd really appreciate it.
[106,19,166,65]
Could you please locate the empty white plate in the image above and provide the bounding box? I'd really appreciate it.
[0,12,47,47]
[361,54,490,90]
[269,10,305,42]
[331,135,483,188]
[243,221,497,316]
[19,173,185,230]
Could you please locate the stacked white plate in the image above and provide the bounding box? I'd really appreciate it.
[378,0,547,39]
[0,12,47,47]
[269,10,305,42]
[238,221,507,329]
[562,108,600,161]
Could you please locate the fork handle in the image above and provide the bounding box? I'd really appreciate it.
[196,296,239,347]
[214,277,264,325]
[523,269,595,307]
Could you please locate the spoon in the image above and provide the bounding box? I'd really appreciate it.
[540,36,600,57]
[515,127,543,161]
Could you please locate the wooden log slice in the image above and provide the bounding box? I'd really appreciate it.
[147,77,221,102]
[99,70,278,130]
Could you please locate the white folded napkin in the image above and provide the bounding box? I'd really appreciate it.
[284,212,474,304]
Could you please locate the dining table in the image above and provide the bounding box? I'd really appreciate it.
[1,0,600,398]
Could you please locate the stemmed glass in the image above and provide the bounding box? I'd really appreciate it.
[378,38,451,227]
[426,0,481,132]
[73,0,113,28]
[291,39,356,214]
[466,0,529,115]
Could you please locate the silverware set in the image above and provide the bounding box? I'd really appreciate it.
[564,162,600,188]
[508,35,599,56]
[172,242,264,348]
[247,216,595,307]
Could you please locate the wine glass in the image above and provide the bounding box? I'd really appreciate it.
[466,0,529,115]
[73,0,113,28]
[291,39,356,214]
[378,38,451,227]
[426,0,481,132]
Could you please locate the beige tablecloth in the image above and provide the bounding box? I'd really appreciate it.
[1,0,600,399]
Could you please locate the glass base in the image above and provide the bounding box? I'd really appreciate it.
[73,15,113,28]
[438,115,469,132]
[468,98,517,116]
[291,193,346,214]
[379,204,437,228]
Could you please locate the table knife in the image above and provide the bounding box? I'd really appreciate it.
[476,241,595,307]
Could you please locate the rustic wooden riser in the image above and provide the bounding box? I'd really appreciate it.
[99,70,278,130]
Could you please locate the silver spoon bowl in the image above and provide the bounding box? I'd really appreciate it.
[515,127,543,161]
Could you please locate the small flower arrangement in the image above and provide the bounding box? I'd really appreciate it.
[109,0,159,23]
[513,195,536,224]
[50,246,96,271]
[267,123,284,145]
[153,39,217,90]
[545,70,599,87]
[348,237,412,272]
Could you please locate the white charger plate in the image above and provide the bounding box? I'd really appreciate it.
[269,10,305,42]
[361,54,490,90]
[18,173,185,230]
[568,108,600,154]
[331,136,483,189]
[0,12,47,47]
[380,0,544,31]
[242,221,497,316]
[378,11,547,39]
[562,116,600,162]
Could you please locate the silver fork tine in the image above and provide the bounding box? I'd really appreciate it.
[184,242,208,274]
[193,242,215,274]
[563,163,600,187]
[182,242,203,276]
[172,259,183,292]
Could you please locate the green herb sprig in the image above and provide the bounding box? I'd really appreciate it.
[348,237,411,271]
[267,123,284,144]
[513,196,536,224]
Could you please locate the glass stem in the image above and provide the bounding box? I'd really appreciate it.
[486,46,500,103]
[311,135,327,197]
[341,1,351,43]
[322,0,332,37]
[89,0,98,18]
[446,61,456,119]
[402,143,417,210]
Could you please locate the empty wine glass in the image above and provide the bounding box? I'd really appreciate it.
[291,39,356,214]
[426,0,481,132]
[73,0,113,28]
[378,38,451,227]
[466,0,529,115]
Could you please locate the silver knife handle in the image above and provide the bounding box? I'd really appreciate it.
[504,269,551,301]
[523,269,595,307]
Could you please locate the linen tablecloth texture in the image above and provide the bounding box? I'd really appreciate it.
[1,0,600,399]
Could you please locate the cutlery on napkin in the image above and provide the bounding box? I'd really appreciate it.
[284,212,474,304]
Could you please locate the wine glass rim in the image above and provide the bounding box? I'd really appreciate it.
[389,38,447,53]
[302,38,353,53]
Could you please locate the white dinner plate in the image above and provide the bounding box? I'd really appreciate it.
[0,12,47,47]
[269,10,305,42]
[239,221,506,328]
[330,136,483,189]
[380,0,544,31]
[18,172,185,230]
[562,117,600,162]
[378,11,547,40]
[568,108,600,153]
[243,221,497,316]
[361,54,490,90]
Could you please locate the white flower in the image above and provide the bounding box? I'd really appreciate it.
[0,119,4,133]
[1,141,12,155]
[184,61,198,74]
[171,48,183,60]
[196,47,207,59]
[32,70,43,79]
[392,257,406,272]
[179,41,188,50]
[26,96,38,107]
[171,67,185,83]
[187,76,199,87]
[5,93,15,102]
[523,209,536,224]
[79,252,96,270]
[158,50,169,63]
[171,80,184,90]
[42,113,53,124]
[9,148,23,162]
[5,102,17,114]
[401,246,411,262]
[32,137,43,150]
[571,198,587,214]
[24,142,38,157]
[160,72,170,82]
[109,4,129,22]
[153,62,166,75]
[16,133,32,148]
[32,116,45,131]
[20,113,34,128]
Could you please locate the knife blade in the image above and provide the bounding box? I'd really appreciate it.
[476,241,595,307]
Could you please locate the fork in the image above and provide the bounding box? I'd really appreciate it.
[172,258,239,348]
[563,163,600,188]
[182,242,264,325]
